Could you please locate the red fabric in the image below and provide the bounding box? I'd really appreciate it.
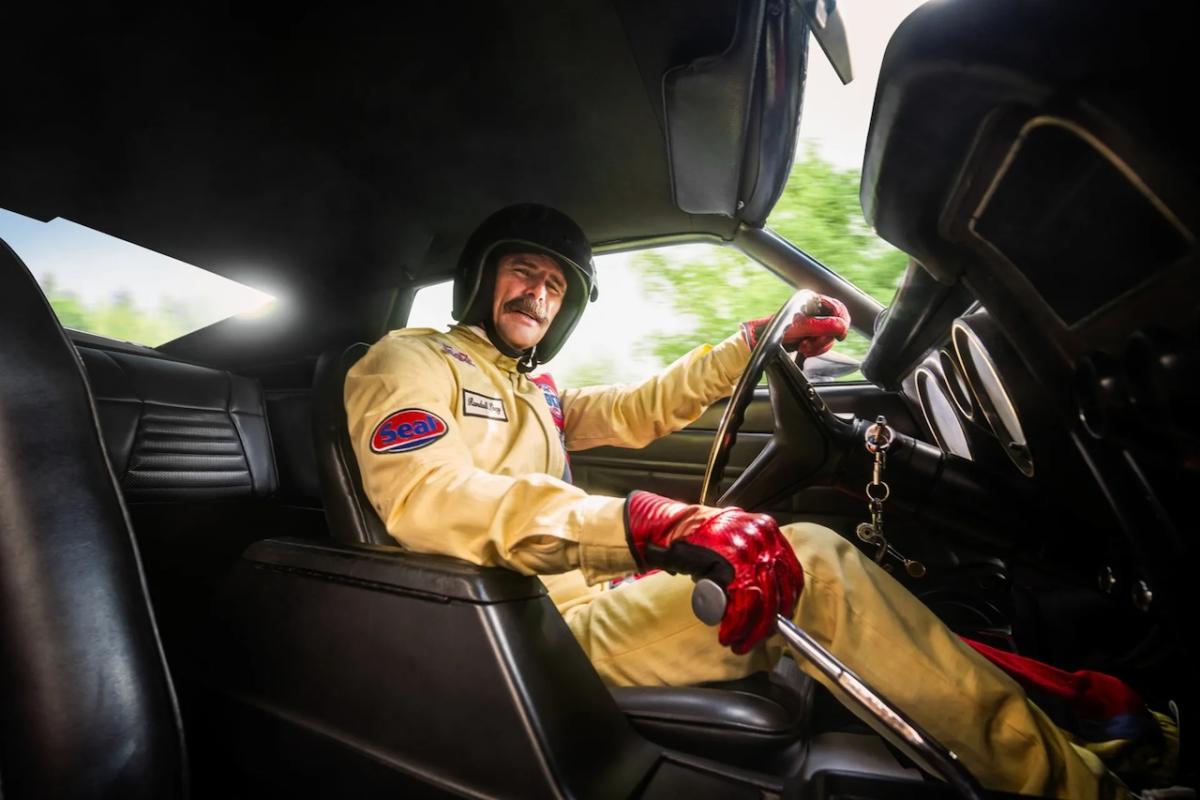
[528,373,564,430]
[626,491,804,654]
[962,637,1146,721]
[742,292,850,357]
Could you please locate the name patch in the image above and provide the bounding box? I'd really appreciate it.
[370,409,448,453]
[462,389,507,421]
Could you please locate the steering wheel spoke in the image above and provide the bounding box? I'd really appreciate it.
[717,439,791,508]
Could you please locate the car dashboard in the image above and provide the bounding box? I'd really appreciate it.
[860,128,1194,712]
[849,0,1197,718]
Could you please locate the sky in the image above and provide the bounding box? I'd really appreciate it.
[797,0,930,169]
[2,0,928,353]
[0,209,276,335]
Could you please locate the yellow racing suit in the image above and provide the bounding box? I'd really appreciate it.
[346,323,1114,799]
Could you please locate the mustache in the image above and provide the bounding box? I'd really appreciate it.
[503,296,548,323]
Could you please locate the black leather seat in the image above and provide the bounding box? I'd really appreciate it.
[311,342,813,768]
[0,240,187,798]
[77,345,278,502]
[313,342,392,544]
[72,342,291,670]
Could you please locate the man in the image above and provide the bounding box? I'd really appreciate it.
[346,204,1117,798]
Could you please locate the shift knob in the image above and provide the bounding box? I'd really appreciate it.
[691,578,728,626]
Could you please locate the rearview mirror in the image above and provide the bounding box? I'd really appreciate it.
[800,0,854,84]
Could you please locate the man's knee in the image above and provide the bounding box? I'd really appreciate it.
[779,521,862,584]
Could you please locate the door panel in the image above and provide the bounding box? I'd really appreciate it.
[571,382,921,530]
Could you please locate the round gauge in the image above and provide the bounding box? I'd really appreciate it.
[914,366,973,459]
[938,348,975,422]
[952,316,1034,476]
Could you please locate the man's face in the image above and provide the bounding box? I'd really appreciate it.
[490,252,568,351]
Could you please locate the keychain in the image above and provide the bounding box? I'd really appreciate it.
[856,416,926,578]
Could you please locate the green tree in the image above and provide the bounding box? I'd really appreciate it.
[37,273,218,345]
[767,146,908,306]
[40,274,96,331]
[93,290,165,344]
[638,248,794,367]
[560,354,624,389]
[156,295,211,342]
[639,149,908,369]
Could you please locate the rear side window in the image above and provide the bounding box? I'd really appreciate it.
[1,208,275,347]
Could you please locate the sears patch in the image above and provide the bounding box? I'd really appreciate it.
[462,389,508,421]
[530,373,572,483]
[439,343,476,368]
[530,374,564,431]
[370,409,448,453]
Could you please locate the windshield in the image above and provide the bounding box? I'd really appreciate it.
[763,0,927,360]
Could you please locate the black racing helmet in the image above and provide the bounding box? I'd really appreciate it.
[453,203,598,370]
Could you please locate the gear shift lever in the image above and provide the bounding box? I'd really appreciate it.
[691,578,982,800]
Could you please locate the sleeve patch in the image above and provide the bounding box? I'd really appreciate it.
[370,409,449,453]
[530,374,564,431]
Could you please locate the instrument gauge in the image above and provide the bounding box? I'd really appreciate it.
[938,348,975,422]
[952,315,1035,477]
[914,366,973,459]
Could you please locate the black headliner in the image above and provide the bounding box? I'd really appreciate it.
[2,1,745,301]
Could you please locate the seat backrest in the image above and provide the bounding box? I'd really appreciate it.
[77,345,278,501]
[0,241,187,798]
[312,342,393,544]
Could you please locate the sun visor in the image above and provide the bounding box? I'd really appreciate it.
[664,0,845,225]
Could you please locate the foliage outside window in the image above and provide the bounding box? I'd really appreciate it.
[613,148,907,375]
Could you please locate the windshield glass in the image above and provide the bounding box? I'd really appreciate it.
[764,0,927,360]
[0,209,275,347]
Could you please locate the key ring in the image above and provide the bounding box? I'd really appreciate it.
[865,415,894,454]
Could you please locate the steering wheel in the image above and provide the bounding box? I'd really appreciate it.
[699,290,860,509]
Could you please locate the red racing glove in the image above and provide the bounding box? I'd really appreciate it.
[741,290,850,358]
[624,490,804,654]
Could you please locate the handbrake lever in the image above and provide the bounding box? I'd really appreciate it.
[691,578,982,800]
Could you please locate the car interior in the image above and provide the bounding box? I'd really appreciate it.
[2,0,1196,798]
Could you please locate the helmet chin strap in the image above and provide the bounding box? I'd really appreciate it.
[482,318,540,373]
[516,347,539,374]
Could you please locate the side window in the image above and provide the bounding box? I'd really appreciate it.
[406,280,454,331]
[1,208,276,347]
[406,243,866,388]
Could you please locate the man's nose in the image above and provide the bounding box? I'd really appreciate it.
[523,277,549,304]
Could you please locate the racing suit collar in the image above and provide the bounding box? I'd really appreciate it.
[453,325,521,373]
